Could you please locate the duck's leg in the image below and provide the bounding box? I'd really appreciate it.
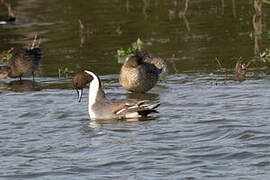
[32,72,35,81]
[19,76,22,81]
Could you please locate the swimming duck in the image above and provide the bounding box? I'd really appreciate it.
[119,54,168,93]
[0,15,15,24]
[0,47,42,80]
[73,70,160,120]
[234,60,249,81]
[0,0,16,25]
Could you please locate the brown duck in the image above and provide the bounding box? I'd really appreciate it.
[142,54,169,80]
[119,54,168,93]
[0,47,42,80]
[234,60,249,81]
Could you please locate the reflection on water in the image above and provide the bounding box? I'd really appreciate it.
[124,91,160,101]
[1,0,270,179]
[0,80,41,92]
[88,116,158,129]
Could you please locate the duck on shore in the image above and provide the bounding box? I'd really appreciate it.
[73,70,160,120]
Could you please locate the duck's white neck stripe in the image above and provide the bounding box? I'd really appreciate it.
[84,70,99,119]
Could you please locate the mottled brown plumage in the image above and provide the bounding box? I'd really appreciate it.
[0,66,10,79]
[8,48,42,79]
[142,54,169,80]
[0,48,42,80]
[119,55,166,93]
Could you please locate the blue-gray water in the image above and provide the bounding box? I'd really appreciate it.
[1,0,270,179]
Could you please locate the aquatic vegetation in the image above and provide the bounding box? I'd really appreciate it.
[0,48,14,63]
[260,48,270,62]
[2,52,12,63]
[117,38,146,63]
[58,67,74,78]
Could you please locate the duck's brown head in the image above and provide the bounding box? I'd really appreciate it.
[0,66,11,79]
[124,55,143,68]
[73,71,94,102]
[235,60,248,76]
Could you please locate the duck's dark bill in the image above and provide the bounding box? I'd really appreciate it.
[76,89,83,102]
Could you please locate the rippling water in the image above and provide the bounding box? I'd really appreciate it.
[1,75,270,179]
[1,0,270,179]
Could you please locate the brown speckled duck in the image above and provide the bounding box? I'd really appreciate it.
[119,54,168,93]
[0,37,42,80]
[73,70,160,120]
[0,48,42,80]
[142,54,169,80]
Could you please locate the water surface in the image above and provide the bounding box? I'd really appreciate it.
[1,0,270,179]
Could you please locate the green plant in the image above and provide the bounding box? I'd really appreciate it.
[117,38,148,63]
[58,67,74,78]
[2,53,12,63]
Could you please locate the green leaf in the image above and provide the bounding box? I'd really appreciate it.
[136,38,143,51]
[2,53,12,63]
[116,38,146,63]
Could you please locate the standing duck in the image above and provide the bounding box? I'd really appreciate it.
[119,54,168,93]
[73,70,160,120]
[0,37,42,80]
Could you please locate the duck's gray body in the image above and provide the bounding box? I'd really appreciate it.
[73,70,160,120]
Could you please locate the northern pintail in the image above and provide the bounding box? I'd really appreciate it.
[73,70,160,120]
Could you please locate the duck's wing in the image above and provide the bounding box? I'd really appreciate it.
[8,50,32,77]
[112,101,160,118]
[27,48,42,67]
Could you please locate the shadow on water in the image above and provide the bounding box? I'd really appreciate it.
[0,77,75,92]
[124,92,160,102]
